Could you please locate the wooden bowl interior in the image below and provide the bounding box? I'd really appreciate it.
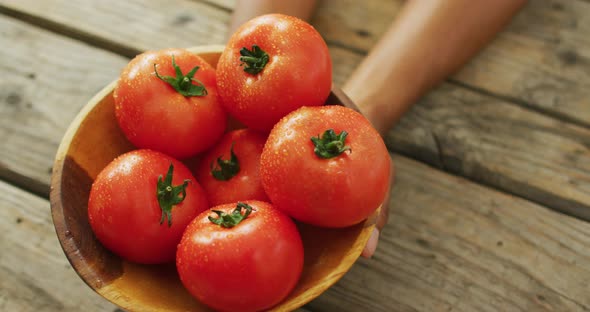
[50,45,376,312]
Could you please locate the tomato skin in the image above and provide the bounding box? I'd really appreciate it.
[196,129,269,206]
[88,149,208,264]
[114,48,227,158]
[260,105,391,228]
[217,14,332,132]
[176,201,304,312]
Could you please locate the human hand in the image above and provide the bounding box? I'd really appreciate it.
[361,157,395,258]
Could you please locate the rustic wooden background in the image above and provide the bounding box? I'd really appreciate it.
[1,0,590,311]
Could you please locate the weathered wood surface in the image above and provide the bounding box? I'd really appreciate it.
[1,0,590,221]
[6,156,590,311]
[1,0,590,311]
[0,180,117,311]
[0,15,128,196]
[311,156,590,312]
[388,83,590,220]
[2,0,589,123]
[0,0,229,56]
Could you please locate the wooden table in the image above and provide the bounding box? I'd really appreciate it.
[1,0,590,311]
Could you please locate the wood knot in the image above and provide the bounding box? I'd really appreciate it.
[558,50,578,65]
[416,238,431,248]
[6,92,22,106]
[356,29,370,38]
[551,3,564,11]
[172,14,193,26]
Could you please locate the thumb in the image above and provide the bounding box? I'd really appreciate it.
[361,228,380,258]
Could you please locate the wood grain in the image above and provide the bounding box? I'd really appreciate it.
[388,83,590,220]
[12,154,590,312]
[0,15,128,196]
[451,0,590,127]
[311,155,590,312]
[2,0,590,222]
[0,0,230,55]
[0,180,117,311]
[0,0,588,311]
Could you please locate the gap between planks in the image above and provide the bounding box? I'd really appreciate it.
[0,165,48,199]
[447,79,590,130]
[0,4,141,58]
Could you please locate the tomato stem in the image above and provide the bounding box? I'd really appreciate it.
[239,45,269,75]
[210,142,240,181]
[208,202,253,228]
[154,55,208,97]
[156,163,191,227]
[311,129,352,159]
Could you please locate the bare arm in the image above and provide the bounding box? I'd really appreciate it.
[228,0,317,34]
[344,0,528,135]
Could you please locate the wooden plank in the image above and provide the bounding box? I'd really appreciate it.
[308,155,590,312]
[0,0,588,311]
[0,181,117,311]
[1,0,590,222]
[0,0,230,55]
[387,81,590,220]
[451,0,590,127]
[0,15,128,196]
[3,0,589,125]
[204,0,590,127]
[5,154,590,311]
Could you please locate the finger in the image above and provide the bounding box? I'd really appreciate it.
[376,157,395,231]
[361,228,380,258]
[376,189,390,230]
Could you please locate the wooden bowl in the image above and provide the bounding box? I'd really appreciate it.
[50,45,378,312]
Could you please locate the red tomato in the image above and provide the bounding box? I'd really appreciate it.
[88,149,208,264]
[177,201,304,312]
[217,14,332,131]
[196,129,269,206]
[260,105,391,228]
[114,48,226,158]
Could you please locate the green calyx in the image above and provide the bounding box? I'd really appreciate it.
[239,45,269,75]
[311,129,352,159]
[208,202,253,228]
[210,143,240,181]
[156,163,190,227]
[154,55,208,97]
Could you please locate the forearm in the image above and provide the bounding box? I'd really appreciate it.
[228,0,317,34]
[344,0,527,135]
